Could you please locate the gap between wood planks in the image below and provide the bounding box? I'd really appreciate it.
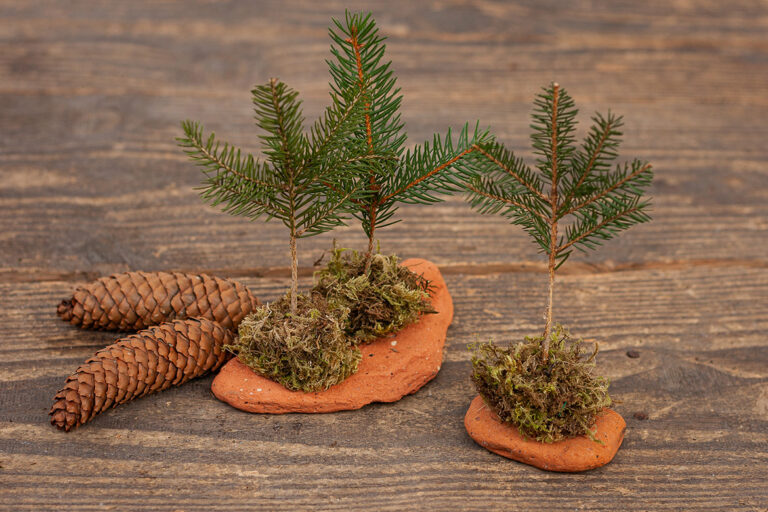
[1,257,766,284]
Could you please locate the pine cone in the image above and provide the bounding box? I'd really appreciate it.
[57,271,258,331]
[50,317,234,431]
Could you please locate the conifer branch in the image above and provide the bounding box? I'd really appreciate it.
[560,161,652,218]
[562,112,619,204]
[323,180,364,205]
[269,78,295,170]
[303,82,372,178]
[296,185,362,237]
[308,153,395,197]
[251,79,307,182]
[558,205,646,253]
[464,180,547,221]
[199,147,272,190]
[202,176,285,218]
[472,144,548,202]
[381,147,474,203]
[347,27,374,150]
[178,121,285,192]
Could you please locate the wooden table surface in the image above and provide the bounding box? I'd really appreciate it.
[1,1,767,510]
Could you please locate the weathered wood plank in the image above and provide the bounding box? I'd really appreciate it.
[1,266,767,509]
[1,0,767,510]
[4,264,768,363]
[0,0,767,274]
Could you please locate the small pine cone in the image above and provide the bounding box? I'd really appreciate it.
[57,271,258,331]
[50,317,234,431]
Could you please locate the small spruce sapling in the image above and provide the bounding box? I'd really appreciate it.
[461,83,653,441]
[313,11,490,342]
[177,77,375,391]
[178,78,370,313]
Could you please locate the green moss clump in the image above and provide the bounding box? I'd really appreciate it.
[470,325,612,443]
[313,247,434,344]
[228,293,361,392]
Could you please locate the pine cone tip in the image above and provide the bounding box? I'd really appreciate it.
[50,400,78,432]
[57,299,74,321]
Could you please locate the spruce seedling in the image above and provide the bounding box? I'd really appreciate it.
[461,83,653,442]
[463,83,653,358]
[312,11,488,342]
[178,78,372,313]
[327,11,491,273]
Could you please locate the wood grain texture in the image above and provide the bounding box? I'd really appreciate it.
[1,0,767,510]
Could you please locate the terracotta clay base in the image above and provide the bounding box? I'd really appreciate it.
[211,258,453,413]
[464,396,626,472]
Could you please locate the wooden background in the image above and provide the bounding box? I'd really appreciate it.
[1,1,767,510]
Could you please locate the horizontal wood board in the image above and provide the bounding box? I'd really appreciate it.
[1,1,767,510]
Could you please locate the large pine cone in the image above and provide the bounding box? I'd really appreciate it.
[50,317,234,431]
[57,271,258,331]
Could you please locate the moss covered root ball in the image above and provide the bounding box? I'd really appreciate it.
[229,294,360,392]
[470,325,612,443]
[313,247,433,344]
